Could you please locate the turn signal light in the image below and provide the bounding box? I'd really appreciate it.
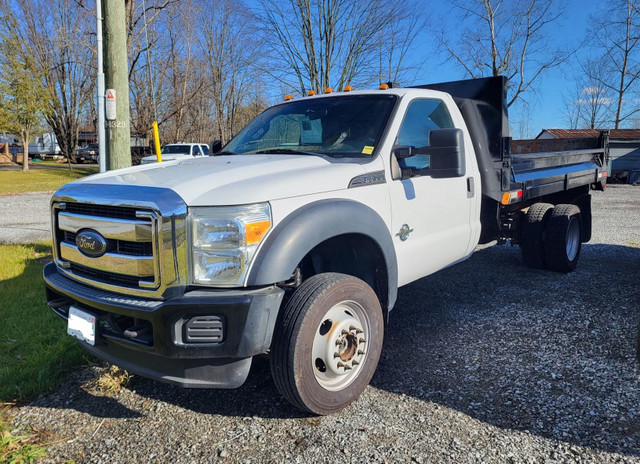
[500,190,523,205]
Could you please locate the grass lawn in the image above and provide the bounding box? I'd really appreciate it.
[0,243,88,402]
[0,165,98,195]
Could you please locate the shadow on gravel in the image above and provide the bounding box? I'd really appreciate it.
[38,242,639,453]
[126,358,308,420]
[64,388,144,419]
[371,242,640,458]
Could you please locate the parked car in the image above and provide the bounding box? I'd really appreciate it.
[73,144,99,164]
[141,143,209,164]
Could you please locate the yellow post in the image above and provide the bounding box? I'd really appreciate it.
[152,121,162,162]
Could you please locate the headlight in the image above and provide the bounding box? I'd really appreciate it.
[189,203,271,286]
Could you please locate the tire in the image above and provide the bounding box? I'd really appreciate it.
[270,273,384,415]
[520,203,554,269]
[544,204,582,273]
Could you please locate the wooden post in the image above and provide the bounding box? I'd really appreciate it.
[102,0,131,170]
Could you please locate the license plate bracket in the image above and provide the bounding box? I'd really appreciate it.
[67,306,97,346]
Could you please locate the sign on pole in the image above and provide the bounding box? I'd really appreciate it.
[105,89,116,120]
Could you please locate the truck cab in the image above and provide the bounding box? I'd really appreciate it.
[44,78,606,415]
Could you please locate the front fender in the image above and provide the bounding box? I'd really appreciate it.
[246,199,398,310]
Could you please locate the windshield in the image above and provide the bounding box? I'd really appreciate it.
[224,94,397,157]
[161,145,191,155]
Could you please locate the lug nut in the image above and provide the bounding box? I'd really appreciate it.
[357,350,365,356]
[341,329,349,335]
[352,359,360,365]
[359,337,366,344]
[335,339,342,346]
[334,352,340,358]
[349,325,356,331]
[343,365,352,371]
[337,362,344,368]
[355,328,363,334]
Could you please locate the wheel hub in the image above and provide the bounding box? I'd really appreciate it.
[311,301,371,391]
[325,319,365,375]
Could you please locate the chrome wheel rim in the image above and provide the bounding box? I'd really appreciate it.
[566,217,580,261]
[311,300,371,391]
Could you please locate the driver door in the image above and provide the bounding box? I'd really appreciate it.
[388,98,476,286]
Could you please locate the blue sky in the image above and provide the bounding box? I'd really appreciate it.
[248,0,603,138]
[407,0,601,138]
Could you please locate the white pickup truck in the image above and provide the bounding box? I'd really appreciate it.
[45,77,608,414]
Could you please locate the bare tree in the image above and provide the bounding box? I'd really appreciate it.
[441,0,566,107]
[565,59,614,129]
[11,0,95,162]
[587,0,640,128]
[199,0,264,143]
[256,0,424,95]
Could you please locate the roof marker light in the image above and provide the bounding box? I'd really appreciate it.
[343,85,354,92]
[379,83,389,90]
[307,90,316,96]
[324,87,333,94]
[284,95,293,101]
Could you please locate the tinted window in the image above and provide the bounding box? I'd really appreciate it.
[224,95,397,158]
[193,145,202,157]
[161,145,191,155]
[396,99,454,170]
[201,145,210,156]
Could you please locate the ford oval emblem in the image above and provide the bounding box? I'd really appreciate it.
[76,230,108,258]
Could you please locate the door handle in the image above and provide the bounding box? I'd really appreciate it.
[467,177,475,198]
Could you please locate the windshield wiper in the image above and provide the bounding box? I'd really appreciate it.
[258,148,327,157]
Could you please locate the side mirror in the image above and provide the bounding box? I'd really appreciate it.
[425,128,465,178]
[393,145,415,160]
[210,140,222,155]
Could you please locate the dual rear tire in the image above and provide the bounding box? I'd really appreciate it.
[520,203,583,273]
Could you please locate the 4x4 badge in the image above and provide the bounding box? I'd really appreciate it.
[396,224,414,241]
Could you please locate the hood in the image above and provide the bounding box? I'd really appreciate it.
[75,154,367,205]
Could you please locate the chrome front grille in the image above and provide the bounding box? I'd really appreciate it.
[53,203,160,292]
[50,184,189,300]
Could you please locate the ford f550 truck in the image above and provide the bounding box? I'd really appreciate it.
[44,77,608,414]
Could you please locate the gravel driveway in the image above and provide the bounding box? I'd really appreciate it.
[14,185,640,463]
[0,192,51,244]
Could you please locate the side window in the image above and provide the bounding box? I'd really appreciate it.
[193,145,202,157]
[201,145,210,156]
[396,99,454,170]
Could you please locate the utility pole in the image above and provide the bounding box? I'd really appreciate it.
[102,0,131,170]
[96,0,106,173]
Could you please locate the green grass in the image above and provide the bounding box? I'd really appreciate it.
[0,166,98,195]
[0,243,88,402]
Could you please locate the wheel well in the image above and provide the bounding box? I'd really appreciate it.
[296,234,389,312]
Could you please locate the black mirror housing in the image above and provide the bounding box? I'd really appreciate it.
[393,145,415,160]
[427,128,465,178]
[210,140,222,154]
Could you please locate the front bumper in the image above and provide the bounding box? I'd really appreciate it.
[44,262,284,388]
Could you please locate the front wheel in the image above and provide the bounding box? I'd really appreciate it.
[270,273,384,415]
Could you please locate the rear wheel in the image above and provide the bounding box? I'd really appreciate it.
[270,273,384,415]
[520,203,554,269]
[544,204,582,273]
